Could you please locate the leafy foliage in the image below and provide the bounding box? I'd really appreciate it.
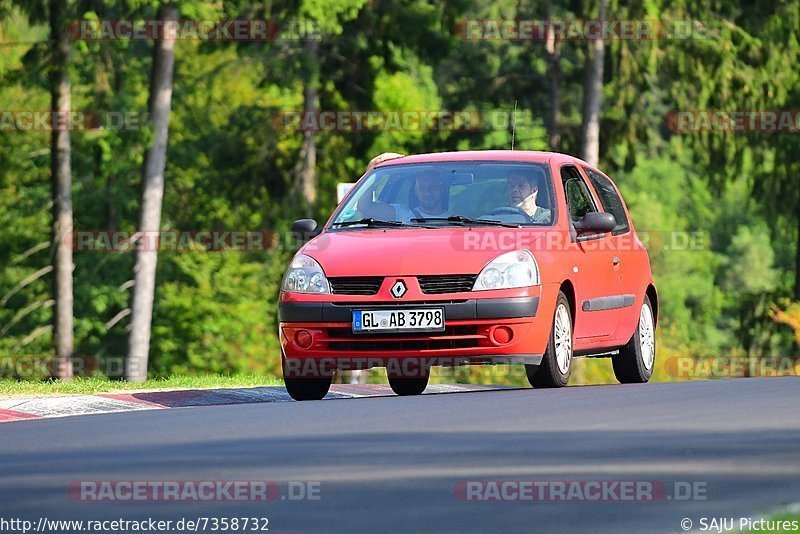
[0,0,798,381]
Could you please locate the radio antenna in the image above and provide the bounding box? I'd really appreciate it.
[511,100,518,150]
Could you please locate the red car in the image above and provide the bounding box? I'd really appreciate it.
[279,151,657,400]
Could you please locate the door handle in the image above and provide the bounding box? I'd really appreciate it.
[612,256,620,265]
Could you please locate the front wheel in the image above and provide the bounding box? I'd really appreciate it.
[526,291,573,388]
[282,352,333,401]
[612,295,656,384]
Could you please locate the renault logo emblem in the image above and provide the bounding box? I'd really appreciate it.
[390,280,407,298]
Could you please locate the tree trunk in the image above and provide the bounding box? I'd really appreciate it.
[126,3,177,382]
[50,0,73,381]
[296,37,319,216]
[579,0,606,167]
[545,0,561,151]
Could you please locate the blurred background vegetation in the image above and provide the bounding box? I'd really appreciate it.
[0,0,798,385]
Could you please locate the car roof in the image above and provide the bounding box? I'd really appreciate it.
[371,150,592,170]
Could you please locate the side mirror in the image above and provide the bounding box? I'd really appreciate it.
[574,212,616,234]
[291,218,320,241]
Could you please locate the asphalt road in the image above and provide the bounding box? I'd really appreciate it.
[1,377,799,533]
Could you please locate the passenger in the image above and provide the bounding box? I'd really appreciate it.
[506,170,551,223]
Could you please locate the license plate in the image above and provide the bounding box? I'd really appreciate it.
[353,308,445,333]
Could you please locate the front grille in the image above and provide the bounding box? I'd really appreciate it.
[417,274,477,294]
[328,277,384,295]
[330,300,468,306]
[326,326,482,352]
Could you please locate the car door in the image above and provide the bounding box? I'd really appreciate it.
[560,165,621,339]
[583,166,642,337]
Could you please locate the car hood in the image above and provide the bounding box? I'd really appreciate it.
[300,227,549,277]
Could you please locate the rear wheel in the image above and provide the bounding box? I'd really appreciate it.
[387,365,430,396]
[526,291,573,388]
[612,295,656,384]
[282,352,333,401]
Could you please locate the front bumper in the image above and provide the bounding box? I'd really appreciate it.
[278,295,548,368]
[278,296,539,322]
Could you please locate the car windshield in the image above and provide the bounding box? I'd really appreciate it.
[329,161,555,229]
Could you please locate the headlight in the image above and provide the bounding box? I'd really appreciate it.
[473,250,539,291]
[281,254,330,294]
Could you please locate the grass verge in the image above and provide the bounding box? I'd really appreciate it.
[0,374,283,397]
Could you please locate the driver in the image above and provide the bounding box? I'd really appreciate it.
[357,174,449,222]
[507,170,551,223]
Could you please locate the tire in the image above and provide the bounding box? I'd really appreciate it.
[282,351,333,401]
[526,291,573,388]
[387,365,430,396]
[612,295,656,384]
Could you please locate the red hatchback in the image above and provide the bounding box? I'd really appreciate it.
[279,151,657,400]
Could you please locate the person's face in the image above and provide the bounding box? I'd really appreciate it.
[415,177,445,212]
[508,175,537,206]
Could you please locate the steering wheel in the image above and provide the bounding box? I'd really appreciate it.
[485,207,532,222]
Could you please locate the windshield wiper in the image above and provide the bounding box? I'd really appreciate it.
[411,215,521,228]
[332,218,409,228]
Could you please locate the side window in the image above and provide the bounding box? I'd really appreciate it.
[584,168,630,234]
[560,166,596,223]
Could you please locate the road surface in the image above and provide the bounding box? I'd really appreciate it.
[1,377,798,533]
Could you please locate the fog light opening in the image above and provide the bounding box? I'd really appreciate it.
[490,326,514,345]
[294,330,314,349]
